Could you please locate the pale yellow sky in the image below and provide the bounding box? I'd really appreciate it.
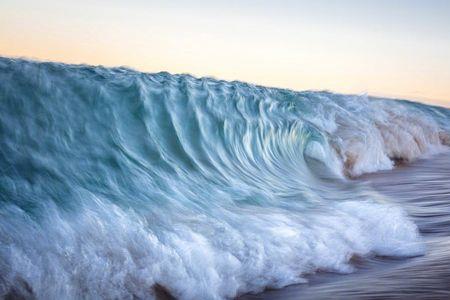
[1,0,449,107]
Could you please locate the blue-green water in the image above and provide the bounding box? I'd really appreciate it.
[0,57,449,299]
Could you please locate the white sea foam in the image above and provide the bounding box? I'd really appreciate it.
[300,94,450,176]
[0,195,424,299]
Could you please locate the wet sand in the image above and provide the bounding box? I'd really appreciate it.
[240,152,450,299]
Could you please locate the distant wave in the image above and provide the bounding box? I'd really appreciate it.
[0,57,449,299]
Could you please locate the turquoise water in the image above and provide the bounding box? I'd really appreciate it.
[0,57,449,299]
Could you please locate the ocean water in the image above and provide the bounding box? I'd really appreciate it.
[0,57,449,299]
[242,151,450,299]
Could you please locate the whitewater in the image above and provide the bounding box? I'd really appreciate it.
[0,57,449,299]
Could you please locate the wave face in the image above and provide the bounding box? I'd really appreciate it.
[0,57,449,299]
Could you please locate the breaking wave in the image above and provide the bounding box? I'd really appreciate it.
[0,57,449,299]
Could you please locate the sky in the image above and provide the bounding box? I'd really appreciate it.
[1,0,449,107]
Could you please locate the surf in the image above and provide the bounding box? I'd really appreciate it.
[0,57,449,299]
